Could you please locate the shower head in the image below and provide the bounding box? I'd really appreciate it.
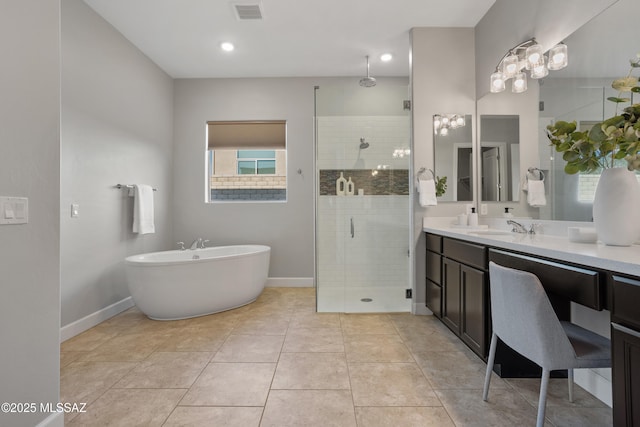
[359,55,377,88]
[359,137,370,149]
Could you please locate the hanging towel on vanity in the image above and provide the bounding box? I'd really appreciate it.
[418,179,437,207]
[133,184,155,234]
[527,179,547,207]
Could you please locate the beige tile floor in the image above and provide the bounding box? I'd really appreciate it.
[60,288,612,426]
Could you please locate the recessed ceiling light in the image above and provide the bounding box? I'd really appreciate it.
[221,42,235,52]
[380,53,393,62]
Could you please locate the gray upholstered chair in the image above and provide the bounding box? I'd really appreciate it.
[483,262,611,427]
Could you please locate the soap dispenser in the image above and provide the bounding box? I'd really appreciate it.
[468,207,478,227]
[503,207,513,218]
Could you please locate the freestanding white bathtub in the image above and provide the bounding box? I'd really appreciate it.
[125,245,270,320]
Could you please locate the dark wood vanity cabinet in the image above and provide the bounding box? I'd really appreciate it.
[426,233,487,359]
[424,230,640,423]
[611,275,640,427]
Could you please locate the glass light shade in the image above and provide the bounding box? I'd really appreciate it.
[440,127,449,136]
[220,42,235,52]
[512,72,527,93]
[433,115,441,134]
[490,71,506,93]
[441,116,449,125]
[548,43,568,70]
[530,57,549,79]
[525,44,544,70]
[501,54,520,78]
[456,116,465,127]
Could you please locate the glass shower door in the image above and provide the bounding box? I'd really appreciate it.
[315,82,411,313]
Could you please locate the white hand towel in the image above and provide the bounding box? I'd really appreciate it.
[527,179,547,207]
[418,179,437,207]
[133,184,155,234]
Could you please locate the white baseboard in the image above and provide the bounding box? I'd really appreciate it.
[266,277,314,288]
[36,411,64,427]
[413,302,432,315]
[60,297,134,342]
[574,368,612,407]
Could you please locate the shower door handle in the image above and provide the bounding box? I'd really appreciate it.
[350,217,354,238]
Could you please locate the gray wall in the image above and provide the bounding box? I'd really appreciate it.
[411,28,477,309]
[61,0,174,327]
[0,1,61,426]
[173,78,317,278]
[474,0,617,99]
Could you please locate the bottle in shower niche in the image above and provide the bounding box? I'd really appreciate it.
[346,177,355,195]
[336,172,347,196]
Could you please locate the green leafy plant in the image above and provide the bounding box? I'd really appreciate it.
[546,54,640,174]
[435,175,447,197]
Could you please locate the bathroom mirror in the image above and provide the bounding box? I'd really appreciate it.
[536,0,639,221]
[433,114,473,202]
[479,115,520,202]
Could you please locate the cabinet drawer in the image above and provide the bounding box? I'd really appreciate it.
[443,238,486,270]
[612,275,640,330]
[489,249,603,310]
[426,233,442,253]
[426,251,441,285]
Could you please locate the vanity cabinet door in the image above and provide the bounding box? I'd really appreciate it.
[612,274,640,426]
[426,279,442,318]
[442,258,461,333]
[461,264,486,357]
[612,323,640,427]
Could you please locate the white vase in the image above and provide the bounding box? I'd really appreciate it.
[592,167,640,246]
[336,172,347,196]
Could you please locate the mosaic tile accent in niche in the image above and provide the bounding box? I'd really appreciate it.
[319,169,409,196]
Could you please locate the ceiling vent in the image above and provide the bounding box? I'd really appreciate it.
[234,3,263,20]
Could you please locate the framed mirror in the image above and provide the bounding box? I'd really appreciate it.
[433,114,473,202]
[480,115,520,202]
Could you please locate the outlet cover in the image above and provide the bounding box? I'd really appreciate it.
[480,204,488,215]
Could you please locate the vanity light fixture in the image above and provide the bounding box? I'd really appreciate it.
[489,38,568,94]
[433,114,466,136]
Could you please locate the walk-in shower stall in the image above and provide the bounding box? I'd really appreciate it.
[314,81,411,312]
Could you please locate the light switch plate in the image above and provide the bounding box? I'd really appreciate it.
[71,203,79,218]
[480,204,488,215]
[0,196,28,225]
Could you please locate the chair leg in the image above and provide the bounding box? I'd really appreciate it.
[483,333,498,401]
[536,368,551,427]
[568,368,574,403]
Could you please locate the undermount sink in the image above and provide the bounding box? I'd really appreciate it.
[469,230,512,236]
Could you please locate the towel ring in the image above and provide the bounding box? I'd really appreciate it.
[526,167,545,182]
[417,167,435,182]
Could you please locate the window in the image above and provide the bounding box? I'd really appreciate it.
[206,121,286,202]
[237,150,276,175]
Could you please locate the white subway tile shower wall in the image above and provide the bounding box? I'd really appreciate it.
[317,116,410,170]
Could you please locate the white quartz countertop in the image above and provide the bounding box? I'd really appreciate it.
[423,221,640,277]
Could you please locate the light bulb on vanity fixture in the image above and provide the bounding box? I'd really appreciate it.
[433,114,466,136]
[489,38,568,94]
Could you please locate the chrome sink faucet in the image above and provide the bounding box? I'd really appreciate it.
[190,238,202,250]
[507,220,529,234]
